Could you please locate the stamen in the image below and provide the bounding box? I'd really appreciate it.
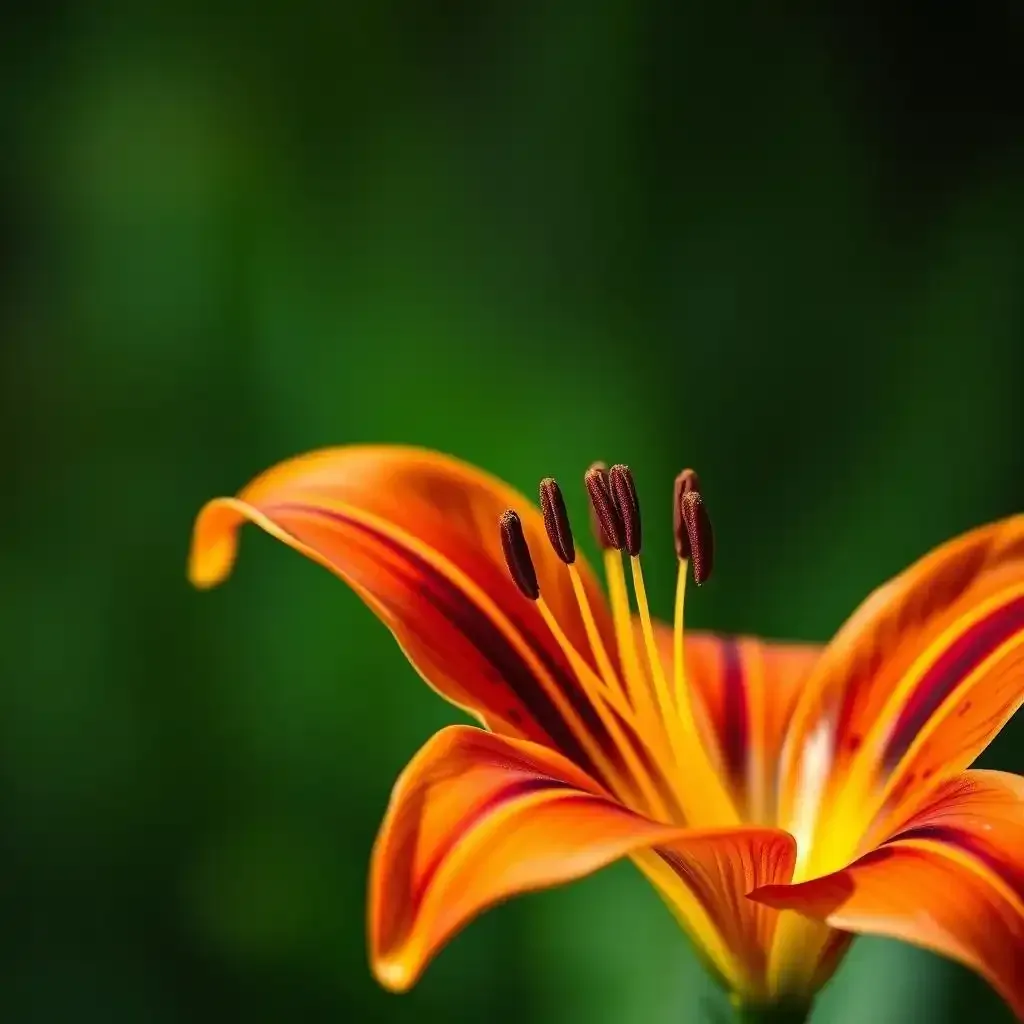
[668,471,740,828]
[500,463,737,830]
[666,555,739,827]
[603,547,650,712]
[585,463,614,551]
[671,472,695,713]
[673,469,701,560]
[678,468,701,494]
[607,464,694,789]
[609,465,642,557]
[533,477,672,816]
[604,467,666,710]
[673,558,689,711]
[680,491,714,585]
[499,510,540,600]
[605,466,693,779]
[585,464,624,551]
[566,565,625,702]
[630,551,682,738]
[539,478,575,564]
[497,509,647,801]
[536,595,673,821]
[588,463,651,713]
[539,476,629,711]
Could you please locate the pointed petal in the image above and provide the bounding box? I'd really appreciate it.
[753,770,1024,1020]
[372,726,696,988]
[370,725,795,997]
[778,515,1024,865]
[649,623,824,824]
[189,447,620,776]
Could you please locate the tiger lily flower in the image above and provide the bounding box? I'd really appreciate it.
[188,446,1024,1022]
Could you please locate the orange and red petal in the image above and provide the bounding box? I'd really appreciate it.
[754,769,1024,1020]
[634,829,797,1001]
[650,624,824,825]
[778,515,1024,860]
[882,769,1024,897]
[370,725,796,997]
[189,447,621,779]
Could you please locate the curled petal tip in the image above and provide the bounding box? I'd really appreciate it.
[373,957,416,993]
[187,497,247,589]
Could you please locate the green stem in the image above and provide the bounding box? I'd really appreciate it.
[732,999,813,1024]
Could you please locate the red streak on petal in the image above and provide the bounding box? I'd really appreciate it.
[882,594,1024,770]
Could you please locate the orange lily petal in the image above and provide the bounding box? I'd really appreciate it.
[778,514,1024,868]
[753,769,1024,1020]
[884,769,1024,884]
[650,623,824,824]
[189,447,621,779]
[371,724,796,997]
[633,830,796,1001]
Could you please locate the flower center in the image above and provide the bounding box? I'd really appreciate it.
[498,464,739,829]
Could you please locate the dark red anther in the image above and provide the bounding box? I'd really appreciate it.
[539,477,575,564]
[608,464,642,557]
[680,490,714,585]
[499,510,540,600]
[585,463,624,551]
[673,469,701,560]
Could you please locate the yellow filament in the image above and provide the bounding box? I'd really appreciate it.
[671,561,689,713]
[567,565,626,706]
[483,596,634,800]
[632,554,719,823]
[669,560,742,828]
[602,548,680,797]
[603,549,651,712]
[537,597,673,821]
[631,555,684,728]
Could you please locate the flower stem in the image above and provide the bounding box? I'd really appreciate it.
[732,999,813,1024]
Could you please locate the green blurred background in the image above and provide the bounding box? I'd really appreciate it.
[3,1,1023,1021]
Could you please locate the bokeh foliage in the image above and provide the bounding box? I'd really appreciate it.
[2,1,1023,1021]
